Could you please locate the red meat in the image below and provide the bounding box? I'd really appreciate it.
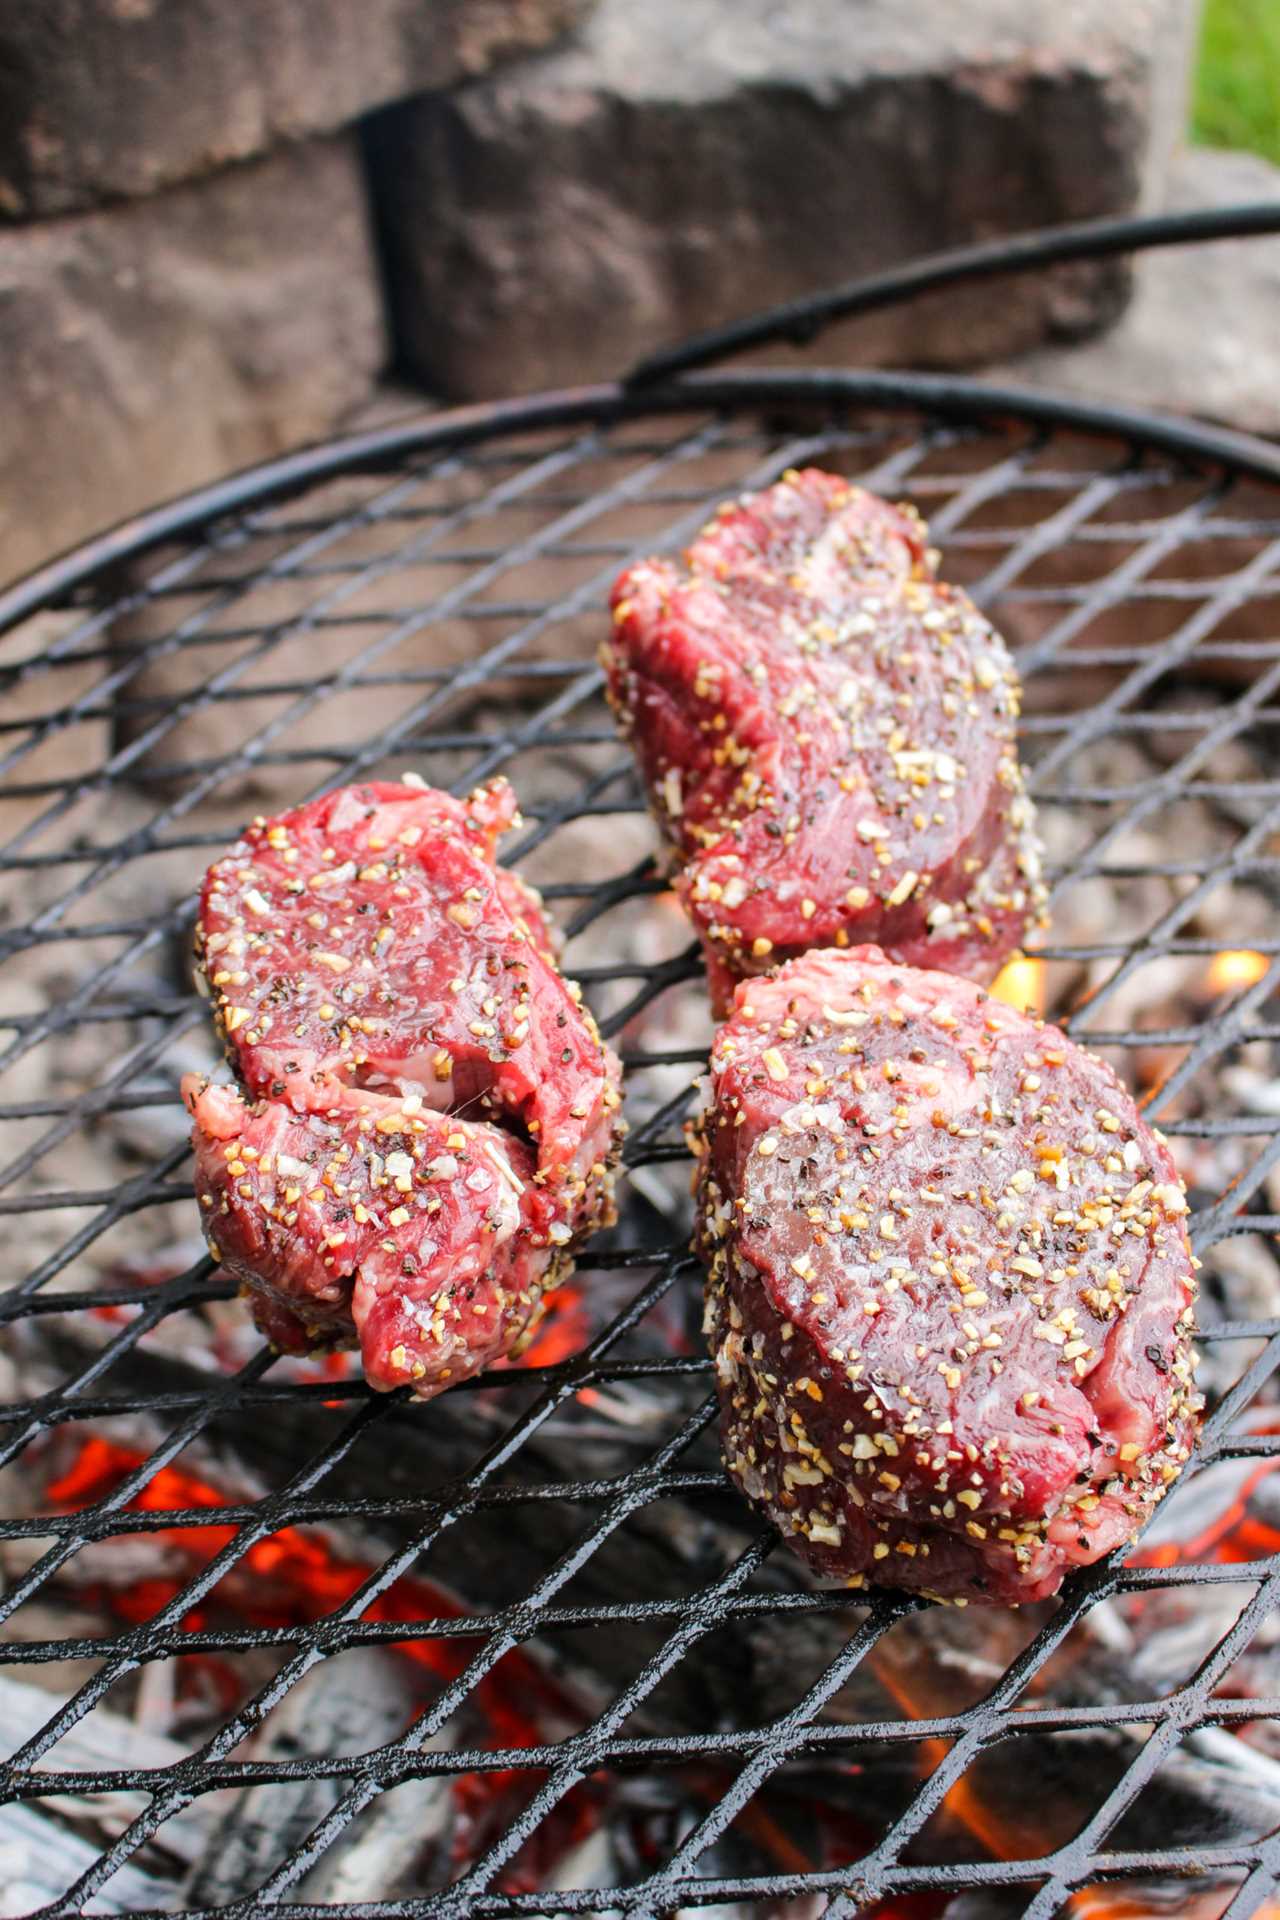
[189,779,622,1394]
[185,1079,552,1394]
[605,470,1046,1012]
[695,947,1201,1604]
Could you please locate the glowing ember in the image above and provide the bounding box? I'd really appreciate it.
[45,1436,604,1891]
[677,1766,946,1916]
[46,1436,526,1680]
[1068,1893,1246,1919]
[863,1433,1280,1918]
[496,1278,603,1407]
[1130,1452,1280,1570]
[989,952,1048,1016]
[870,1645,1239,1919]
[502,1279,590,1370]
[1202,949,1271,998]
[869,1650,1040,1864]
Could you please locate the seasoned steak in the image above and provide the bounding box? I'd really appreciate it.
[186,1079,552,1394]
[196,779,619,1235]
[189,779,622,1395]
[605,469,1046,1012]
[695,948,1201,1604]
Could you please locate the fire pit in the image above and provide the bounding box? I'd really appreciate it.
[3,304,1280,1913]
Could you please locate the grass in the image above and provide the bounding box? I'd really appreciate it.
[1192,0,1280,166]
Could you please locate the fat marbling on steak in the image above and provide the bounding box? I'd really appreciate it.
[186,778,622,1396]
[695,947,1201,1604]
[605,469,1046,1012]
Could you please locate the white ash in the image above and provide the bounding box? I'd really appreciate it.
[186,1651,415,1906]
[0,1673,226,1917]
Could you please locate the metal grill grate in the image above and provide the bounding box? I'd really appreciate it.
[3,373,1280,1919]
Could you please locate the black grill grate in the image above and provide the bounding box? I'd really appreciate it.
[3,375,1280,1919]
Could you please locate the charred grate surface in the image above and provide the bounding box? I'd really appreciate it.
[2,385,1280,1919]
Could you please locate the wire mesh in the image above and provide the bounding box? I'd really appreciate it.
[2,384,1280,1920]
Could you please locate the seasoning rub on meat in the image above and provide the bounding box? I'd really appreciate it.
[605,469,1046,1012]
[185,779,622,1397]
[695,947,1201,1604]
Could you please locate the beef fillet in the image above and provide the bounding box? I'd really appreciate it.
[695,947,1201,1604]
[605,469,1046,1012]
[186,1080,550,1394]
[187,778,622,1395]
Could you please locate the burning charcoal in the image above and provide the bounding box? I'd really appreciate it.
[946,1723,1280,1865]
[185,1653,413,1904]
[1142,688,1280,838]
[0,1802,169,1918]
[821,1610,1280,1894]
[942,1890,1230,1918]
[1223,1064,1280,1122]
[1196,1233,1280,1400]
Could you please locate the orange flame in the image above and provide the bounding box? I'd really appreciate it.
[46,1437,532,1682]
[869,1652,1041,1865]
[866,1436,1280,1919]
[504,1281,590,1370]
[684,1764,947,1916]
[870,1649,1214,1920]
[989,953,1048,1017]
[1203,949,1270,998]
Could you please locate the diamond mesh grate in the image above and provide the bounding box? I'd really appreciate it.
[2,379,1280,1919]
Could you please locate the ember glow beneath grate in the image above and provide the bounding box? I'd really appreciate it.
[2,386,1280,1919]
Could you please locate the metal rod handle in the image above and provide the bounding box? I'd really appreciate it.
[625,202,1280,388]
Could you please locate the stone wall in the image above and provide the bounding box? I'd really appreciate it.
[2,0,1197,588]
[0,139,384,584]
[0,0,592,216]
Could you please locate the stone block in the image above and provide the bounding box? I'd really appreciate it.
[364,0,1182,399]
[0,137,386,588]
[0,0,593,218]
[993,147,1280,437]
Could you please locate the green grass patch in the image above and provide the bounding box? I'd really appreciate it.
[1192,0,1280,165]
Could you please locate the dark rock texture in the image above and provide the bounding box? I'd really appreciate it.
[364,0,1178,398]
[0,138,385,587]
[0,0,593,218]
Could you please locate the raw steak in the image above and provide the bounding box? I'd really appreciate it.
[189,778,622,1394]
[605,469,1046,1011]
[695,947,1201,1604]
[186,1078,550,1394]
